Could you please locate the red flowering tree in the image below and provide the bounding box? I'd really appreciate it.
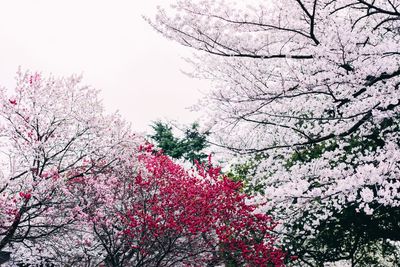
[78,145,286,266]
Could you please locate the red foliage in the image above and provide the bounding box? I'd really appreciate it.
[119,146,286,266]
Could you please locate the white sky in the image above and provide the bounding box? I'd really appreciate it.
[0,0,209,134]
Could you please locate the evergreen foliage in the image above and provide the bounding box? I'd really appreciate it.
[150,121,209,163]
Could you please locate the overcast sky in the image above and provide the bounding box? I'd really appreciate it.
[0,0,209,133]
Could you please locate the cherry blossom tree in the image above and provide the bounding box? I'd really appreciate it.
[0,69,137,264]
[151,0,400,265]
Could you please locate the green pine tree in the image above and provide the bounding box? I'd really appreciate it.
[150,121,209,164]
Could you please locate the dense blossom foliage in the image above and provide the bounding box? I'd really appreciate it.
[68,145,287,266]
[0,70,285,266]
[151,0,400,265]
[0,70,138,264]
[116,147,286,266]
